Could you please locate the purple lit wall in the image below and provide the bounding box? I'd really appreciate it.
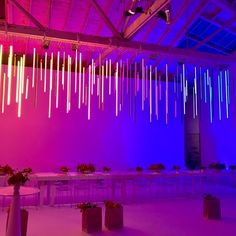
[199,66,236,167]
[0,66,184,172]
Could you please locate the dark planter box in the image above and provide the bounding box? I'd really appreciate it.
[82,207,102,233]
[105,206,123,230]
[6,208,29,236]
[203,198,221,220]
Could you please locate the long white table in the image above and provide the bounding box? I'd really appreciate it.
[1,170,235,206]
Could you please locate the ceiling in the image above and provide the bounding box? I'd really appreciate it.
[0,0,236,69]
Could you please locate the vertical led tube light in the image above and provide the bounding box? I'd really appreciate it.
[2,73,6,113]
[44,52,47,93]
[7,46,13,105]
[82,67,85,104]
[165,64,168,124]
[88,65,91,120]
[74,49,78,93]
[32,48,36,88]
[115,62,118,117]
[62,52,65,90]
[109,59,111,95]
[149,65,152,123]
[225,70,229,118]
[78,52,82,109]
[142,58,145,111]
[102,65,104,104]
[218,75,221,120]
[25,77,29,99]
[56,51,60,108]
[48,53,53,118]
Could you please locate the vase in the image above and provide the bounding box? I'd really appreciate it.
[203,197,221,220]
[6,184,21,236]
[105,206,123,230]
[82,207,102,233]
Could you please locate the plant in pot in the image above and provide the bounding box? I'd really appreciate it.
[103,166,111,173]
[0,165,14,176]
[60,166,70,174]
[172,165,180,173]
[77,164,96,174]
[6,168,31,236]
[203,193,221,220]
[148,164,165,173]
[136,166,143,172]
[77,202,102,233]
[104,200,123,230]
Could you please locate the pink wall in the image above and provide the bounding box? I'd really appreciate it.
[0,66,184,172]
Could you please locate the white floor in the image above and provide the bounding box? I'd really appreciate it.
[1,195,236,236]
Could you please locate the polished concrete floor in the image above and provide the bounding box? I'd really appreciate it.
[0,193,236,236]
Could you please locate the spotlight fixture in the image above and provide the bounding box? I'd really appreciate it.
[156,7,171,25]
[43,39,50,50]
[165,9,171,24]
[125,9,135,16]
[71,43,78,51]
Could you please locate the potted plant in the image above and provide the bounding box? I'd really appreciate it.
[0,165,14,176]
[172,165,180,173]
[208,163,226,171]
[60,166,70,174]
[229,165,236,171]
[6,168,30,236]
[103,166,111,173]
[77,202,102,233]
[104,200,123,230]
[148,164,165,173]
[77,164,96,174]
[136,166,143,172]
[203,194,221,220]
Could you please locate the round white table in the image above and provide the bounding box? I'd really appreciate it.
[0,186,40,196]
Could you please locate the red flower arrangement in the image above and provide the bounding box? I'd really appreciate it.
[60,166,70,173]
[77,164,95,173]
[103,166,111,172]
[104,200,122,208]
[8,170,30,186]
[76,202,97,212]
[148,164,165,172]
[0,165,14,175]
[136,166,143,172]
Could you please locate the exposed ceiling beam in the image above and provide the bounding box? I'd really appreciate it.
[8,0,45,30]
[123,0,169,39]
[0,24,235,65]
[193,17,236,50]
[210,0,236,16]
[86,0,121,38]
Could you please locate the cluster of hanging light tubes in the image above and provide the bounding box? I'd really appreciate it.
[0,44,231,123]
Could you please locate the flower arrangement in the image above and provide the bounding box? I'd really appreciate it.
[104,200,122,208]
[103,166,111,172]
[0,165,14,175]
[136,166,143,172]
[60,166,70,173]
[148,164,165,172]
[229,165,236,171]
[76,202,97,212]
[208,163,226,170]
[77,164,95,173]
[172,165,180,171]
[204,193,216,200]
[7,170,29,186]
